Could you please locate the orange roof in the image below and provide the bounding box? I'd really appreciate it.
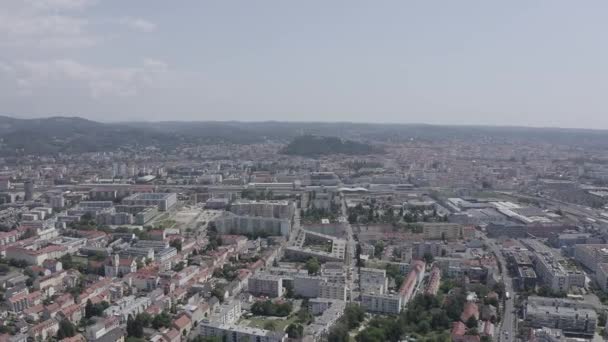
[451,321,466,336]
[460,302,479,322]
[173,314,191,329]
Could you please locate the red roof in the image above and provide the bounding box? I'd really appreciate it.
[451,321,466,336]
[461,302,479,322]
[173,314,191,330]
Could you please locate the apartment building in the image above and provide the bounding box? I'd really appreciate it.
[361,293,402,315]
[525,296,596,336]
[574,244,608,272]
[200,322,287,342]
[248,274,284,298]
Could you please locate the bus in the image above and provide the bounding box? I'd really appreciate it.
[505,291,510,300]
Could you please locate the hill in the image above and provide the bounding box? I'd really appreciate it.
[280,135,380,157]
[2,115,608,156]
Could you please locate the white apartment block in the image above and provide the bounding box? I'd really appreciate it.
[248,274,284,298]
[361,293,402,315]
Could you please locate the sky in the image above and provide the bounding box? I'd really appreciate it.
[1,0,607,128]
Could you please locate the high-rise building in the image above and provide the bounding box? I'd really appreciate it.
[24,180,34,201]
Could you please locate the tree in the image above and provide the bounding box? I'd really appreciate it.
[286,323,304,338]
[85,299,94,318]
[57,319,76,339]
[127,315,143,338]
[173,261,185,272]
[212,286,226,302]
[170,239,182,252]
[422,252,434,264]
[599,310,607,327]
[305,257,320,275]
[465,316,478,329]
[152,311,172,329]
[328,323,349,342]
[344,303,366,329]
[374,241,385,257]
[356,327,385,342]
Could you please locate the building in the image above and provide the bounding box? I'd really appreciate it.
[319,281,347,301]
[199,322,287,342]
[359,268,388,294]
[24,179,34,201]
[304,299,346,341]
[531,252,585,293]
[210,300,242,325]
[103,295,151,322]
[230,200,295,219]
[29,319,58,341]
[248,274,284,298]
[293,275,323,298]
[213,211,292,238]
[50,195,65,209]
[412,241,446,259]
[399,260,425,305]
[595,263,608,292]
[422,223,462,240]
[574,244,608,272]
[524,296,596,336]
[104,254,137,278]
[122,193,177,211]
[425,267,441,295]
[361,293,402,315]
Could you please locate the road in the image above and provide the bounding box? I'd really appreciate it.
[484,237,517,342]
[340,193,358,301]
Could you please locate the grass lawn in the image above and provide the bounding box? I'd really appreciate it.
[242,314,297,332]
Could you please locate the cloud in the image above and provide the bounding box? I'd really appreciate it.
[24,0,96,11]
[0,0,96,48]
[120,17,157,33]
[0,59,169,98]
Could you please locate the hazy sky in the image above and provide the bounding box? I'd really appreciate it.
[1,0,607,128]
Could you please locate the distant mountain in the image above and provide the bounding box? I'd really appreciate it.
[0,116,177,156]
[2,115,608,156]
[281,135,380,157]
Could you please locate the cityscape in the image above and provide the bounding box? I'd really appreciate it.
[0,119,606,342]
[2,1,608,342]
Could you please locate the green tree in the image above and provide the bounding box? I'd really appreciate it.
[328,323,349,342]
[170,239,182,252]
[344,303,366,329]
[356,327,385,342]
[152,311,172,329]
[126,315,143,338]
[305,257,320,275]
[57,319,76,339]
[465,316,478,329]
[286,323,304,338]
[422,252,434,264]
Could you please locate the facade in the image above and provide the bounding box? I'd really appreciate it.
[200,322,287,342]
[574,244,608,272]
[214,212,292,237]
[105,254,137,278]
[319,281,347,301]
[230,200,295,219]
[361,293,402,314]
[122,193,177,211]
[525,297,596,336]
[422,223,462,240]
[531,252,585,293]
[248,274,284,298]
